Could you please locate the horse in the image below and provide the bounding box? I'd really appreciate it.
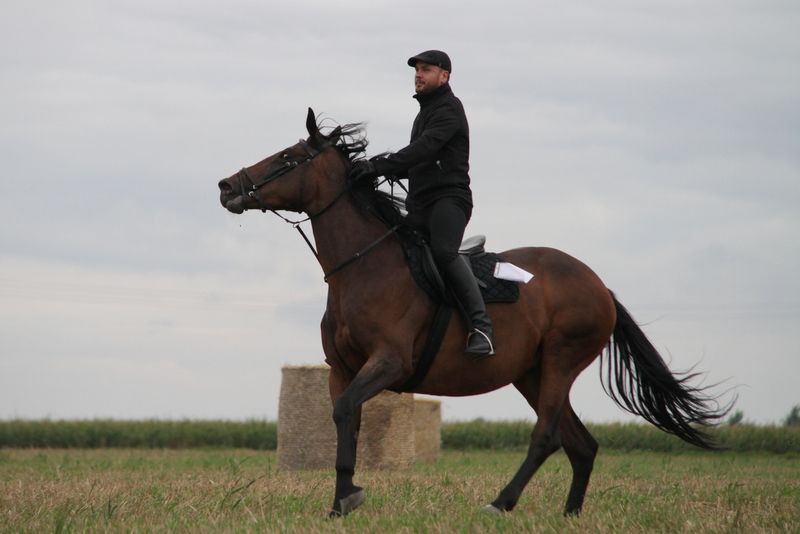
[217,108,731,518]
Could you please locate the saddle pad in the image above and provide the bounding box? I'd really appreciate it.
[468,253,520,303]
[399,231,520,305]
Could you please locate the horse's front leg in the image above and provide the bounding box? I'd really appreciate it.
[328,354,404,517]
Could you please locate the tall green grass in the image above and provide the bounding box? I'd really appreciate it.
[443,420,800,453]
[1,419,798,452]
[0,419,276,449]
[588,422,800,453]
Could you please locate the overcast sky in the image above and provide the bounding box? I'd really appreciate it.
[1,1,798,424]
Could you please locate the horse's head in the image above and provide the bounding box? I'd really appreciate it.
[218,108,346,214]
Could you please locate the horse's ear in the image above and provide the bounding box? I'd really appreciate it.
[306,107,318,138]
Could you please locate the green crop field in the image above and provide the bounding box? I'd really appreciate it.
[3,420,799,453]
[1,448,797,532]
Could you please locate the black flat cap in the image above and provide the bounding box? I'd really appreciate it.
[407,50,452,72]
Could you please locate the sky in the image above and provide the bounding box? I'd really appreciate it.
[1,1,798,425]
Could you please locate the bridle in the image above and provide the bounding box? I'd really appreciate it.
[238,138,328,198]
[237,138,398,283]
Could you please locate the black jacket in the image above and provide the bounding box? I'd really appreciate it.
[373,83,472,212]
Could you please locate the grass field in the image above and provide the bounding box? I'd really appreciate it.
[1,449,798,532]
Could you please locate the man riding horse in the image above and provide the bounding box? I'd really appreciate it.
[352,50,495,359]
[218,71,731,517]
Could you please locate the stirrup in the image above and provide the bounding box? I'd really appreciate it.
[466,328,495,359]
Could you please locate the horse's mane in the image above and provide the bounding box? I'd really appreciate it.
[320,120,406,228]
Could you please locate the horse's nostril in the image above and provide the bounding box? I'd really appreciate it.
[219,179,232,193]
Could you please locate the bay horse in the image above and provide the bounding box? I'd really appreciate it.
[217,108,730,517]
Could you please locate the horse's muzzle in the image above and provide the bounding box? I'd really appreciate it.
[218,178,233,194]
[223,196,246,214]
[218,178,245,213]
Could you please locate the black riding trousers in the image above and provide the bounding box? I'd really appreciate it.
[408,198,472,266]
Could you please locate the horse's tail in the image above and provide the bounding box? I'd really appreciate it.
[601,291,733,449]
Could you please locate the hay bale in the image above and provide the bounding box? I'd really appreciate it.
[357,390,415,470]
[277,364,415,471]
[414,399,442,462]
[277,365,335,471]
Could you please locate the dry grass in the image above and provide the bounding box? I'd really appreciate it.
[1,448,797,532]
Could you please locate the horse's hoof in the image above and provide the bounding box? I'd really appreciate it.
[481,504,505,516]
[329,488,365,518]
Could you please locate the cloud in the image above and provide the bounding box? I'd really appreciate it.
[1,0,798,423]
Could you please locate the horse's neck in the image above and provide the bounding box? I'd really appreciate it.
[309,194,396,281]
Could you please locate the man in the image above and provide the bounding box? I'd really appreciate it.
[352,50,495,358]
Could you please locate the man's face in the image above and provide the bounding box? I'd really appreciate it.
[414,62,449,94]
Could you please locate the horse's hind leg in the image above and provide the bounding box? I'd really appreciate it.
[560,402,598,516]
[488,366,571,513]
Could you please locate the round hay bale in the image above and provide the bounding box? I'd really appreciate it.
[277,364,416,471]
[357,390,415,470]
[277,365,336,471]
[414,398,442,462]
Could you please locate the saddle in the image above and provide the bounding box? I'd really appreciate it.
[399,229,520,306]
[393,228,521,392]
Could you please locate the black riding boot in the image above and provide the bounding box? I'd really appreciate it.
[442,255,495,359]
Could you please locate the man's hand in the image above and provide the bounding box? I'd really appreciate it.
[350,160,380,181]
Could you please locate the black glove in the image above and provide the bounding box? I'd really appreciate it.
[350,159,380,181]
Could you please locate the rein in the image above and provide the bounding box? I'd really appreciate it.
[239,139,399,283]
[321,224,399,283]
